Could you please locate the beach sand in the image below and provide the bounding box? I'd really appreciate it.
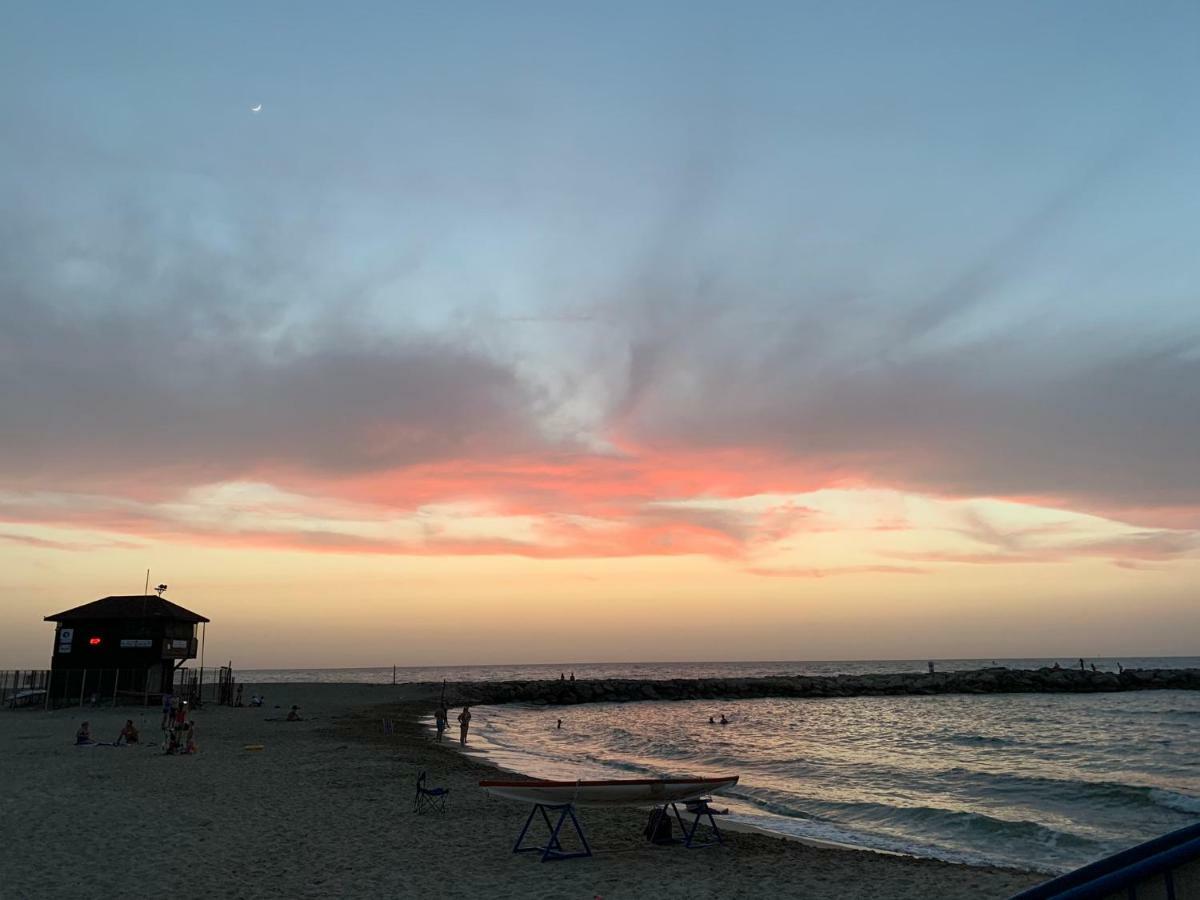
[0,683,1044,899]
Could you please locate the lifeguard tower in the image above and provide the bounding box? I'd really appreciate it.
[44,594,209,703]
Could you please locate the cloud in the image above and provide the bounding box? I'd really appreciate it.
[3,145,1198,548]
[610,307,1200,526]
[0,530,142,552]
[744,564,929,578]
[0,211,552,498]
[887,506,1199,567]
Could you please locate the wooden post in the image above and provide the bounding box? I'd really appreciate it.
[45,670,52,711]
[143,672,149,707]
[393,665,397,685]
[113,669,120,708]
[79,669,87,707]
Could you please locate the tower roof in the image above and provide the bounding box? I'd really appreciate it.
[44,595,209,623]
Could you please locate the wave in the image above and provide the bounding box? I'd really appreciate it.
[1149,788,1200,815]
[724,785,1103,872]
[732,784,1099,848]
[936,768,1200,815]
[942,733,1015,746]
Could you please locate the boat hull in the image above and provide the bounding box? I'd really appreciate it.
[479,775,739,807]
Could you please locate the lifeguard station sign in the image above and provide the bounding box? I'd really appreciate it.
[58,628,74,654]
[120,639,154,648]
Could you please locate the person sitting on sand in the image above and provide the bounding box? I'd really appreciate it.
[117,720,139,745]
[184,722,197,754]
[434,705,448,742]
[75,721,93,745]
[286,705,302,721]
[457,705,472,745]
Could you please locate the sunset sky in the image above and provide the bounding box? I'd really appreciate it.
[2,2,1198,667]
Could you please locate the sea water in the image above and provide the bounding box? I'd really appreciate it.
[466,690,1200,874]
[238,658,1200,873]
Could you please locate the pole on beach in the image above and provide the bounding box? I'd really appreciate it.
[113,669,120,708]
[80,670,87,708]
[393,665,396,685]
[45,670,52,710]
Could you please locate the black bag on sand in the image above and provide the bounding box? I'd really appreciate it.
[644,808,673,844]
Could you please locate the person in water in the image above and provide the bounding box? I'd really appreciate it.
[434,705,448,742]
[719,714,728,725]
[556,718,562,730]
[457,706,472,745]
[117,719,139,745]
[708,716,715,724]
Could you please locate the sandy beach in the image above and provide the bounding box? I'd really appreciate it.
[0,683,1043,899]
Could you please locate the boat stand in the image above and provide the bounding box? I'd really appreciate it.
[513,803,593,862]
[648,799,726,849]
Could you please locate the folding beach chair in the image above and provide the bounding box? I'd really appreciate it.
[413,771,450,814]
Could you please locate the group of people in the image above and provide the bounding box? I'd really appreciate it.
[74,719,139,746]
[162,695,198,754]
[707,714,729,725]
[433,703,472,745]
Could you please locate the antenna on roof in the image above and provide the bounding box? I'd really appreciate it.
[144,569,150,595]
[155,584,168,597]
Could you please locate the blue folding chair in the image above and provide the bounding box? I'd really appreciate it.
[413,771,450,814]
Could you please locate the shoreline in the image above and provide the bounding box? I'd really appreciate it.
[419,709,912,860]
[1,682,1045,899]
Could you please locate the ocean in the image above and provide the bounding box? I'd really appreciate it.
[238,658,1200,873]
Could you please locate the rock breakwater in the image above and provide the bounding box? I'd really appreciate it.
[445,667,1200,708]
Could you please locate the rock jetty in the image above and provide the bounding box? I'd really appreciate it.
[444,667,1200,708]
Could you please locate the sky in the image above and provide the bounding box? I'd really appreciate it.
[1,1,1198,667]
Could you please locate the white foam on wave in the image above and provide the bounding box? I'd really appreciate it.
[1150,788,1200,815]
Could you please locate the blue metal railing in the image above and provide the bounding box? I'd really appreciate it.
[1011,821,1200,900]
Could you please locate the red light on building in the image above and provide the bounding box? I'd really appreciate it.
[88,636,102,645]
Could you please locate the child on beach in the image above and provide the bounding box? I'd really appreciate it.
[287,705,302,721]
[434,705,448,742]
[117,720,139,745]
[457,706,472,745]
[75,722,93,745]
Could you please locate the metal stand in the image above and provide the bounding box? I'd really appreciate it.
[647,799,725,849]
[513,803,593,862]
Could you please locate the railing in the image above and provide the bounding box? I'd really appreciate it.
[2,666,238,710]
[1011,821,1200,900]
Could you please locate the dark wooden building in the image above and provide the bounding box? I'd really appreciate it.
[44,595,209,701]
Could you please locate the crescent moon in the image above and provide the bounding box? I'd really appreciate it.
[251,104,262,113]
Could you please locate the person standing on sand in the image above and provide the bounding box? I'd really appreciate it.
[435,705,448,742]
[458,705,472,745]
